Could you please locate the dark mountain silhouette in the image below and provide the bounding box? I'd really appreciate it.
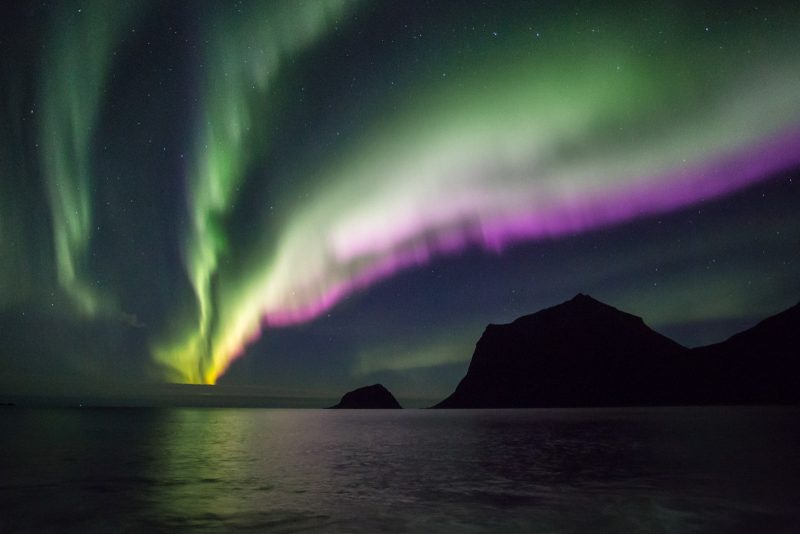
[689,301,800,404]
[329,384,403,409]
[435,295,799,408]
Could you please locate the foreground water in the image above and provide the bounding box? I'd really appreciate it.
[1,406,798,533]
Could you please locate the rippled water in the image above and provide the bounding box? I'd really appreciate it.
[1,406,798,532]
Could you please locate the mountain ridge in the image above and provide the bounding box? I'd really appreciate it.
[435,294,798,408]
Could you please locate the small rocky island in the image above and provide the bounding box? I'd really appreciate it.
[329,384,403,409]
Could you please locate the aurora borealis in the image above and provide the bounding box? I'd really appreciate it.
[1,1,799,403]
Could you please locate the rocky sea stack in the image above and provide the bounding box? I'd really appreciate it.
[329,384,403,409]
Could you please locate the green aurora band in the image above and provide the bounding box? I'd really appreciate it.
[28,1,800,384]
[155,1,358,383]
[40,0,137,317]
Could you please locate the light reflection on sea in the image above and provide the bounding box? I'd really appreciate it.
[1,406,798,532]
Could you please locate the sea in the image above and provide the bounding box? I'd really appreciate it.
[1,406,798,533]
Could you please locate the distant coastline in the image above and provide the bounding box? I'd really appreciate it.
[3,295,797,410]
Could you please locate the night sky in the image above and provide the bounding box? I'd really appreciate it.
[1,0,799,404]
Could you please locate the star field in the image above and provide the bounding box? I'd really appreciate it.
[1,0,798,403]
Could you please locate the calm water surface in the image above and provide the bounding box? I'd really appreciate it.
[1,406,798,533]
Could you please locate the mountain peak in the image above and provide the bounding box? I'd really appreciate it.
[509,293,631,327]
[563,293,607,309]
[436,295,687,408]
[436,296,799,408]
